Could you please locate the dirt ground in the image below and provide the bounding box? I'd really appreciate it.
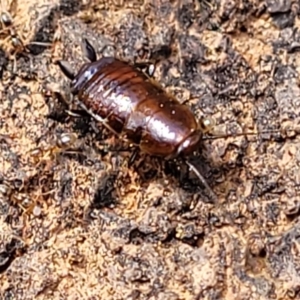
[1,0,300,299]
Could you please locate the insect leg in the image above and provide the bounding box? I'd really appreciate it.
[64,109,91,118]
[181,96,201,105]
[72,98,120,136]
[127,147,139,167]
[185,160,217,203]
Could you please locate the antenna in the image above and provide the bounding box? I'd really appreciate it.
[186,117,299,202]
[199,116,295,141]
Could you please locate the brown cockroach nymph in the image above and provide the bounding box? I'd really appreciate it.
[56,39,220,201]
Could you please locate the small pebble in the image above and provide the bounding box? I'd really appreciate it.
[33,205,42,217]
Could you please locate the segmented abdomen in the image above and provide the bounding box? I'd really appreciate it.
[77,58,199,157]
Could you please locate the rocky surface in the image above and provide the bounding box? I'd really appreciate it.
[1,0,300,299]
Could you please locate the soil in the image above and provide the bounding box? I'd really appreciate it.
[1,0,300,299]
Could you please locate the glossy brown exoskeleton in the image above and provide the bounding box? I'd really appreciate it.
[57,39,216,200]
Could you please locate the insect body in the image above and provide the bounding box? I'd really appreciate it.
[57,39,215,200]
[57,40,203,160]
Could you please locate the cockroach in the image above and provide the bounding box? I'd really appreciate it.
[55,39,280,201]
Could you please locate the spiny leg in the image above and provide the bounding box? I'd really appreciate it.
[64,109,91,118]
[127,147,140,168]
[185,160,217,203]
